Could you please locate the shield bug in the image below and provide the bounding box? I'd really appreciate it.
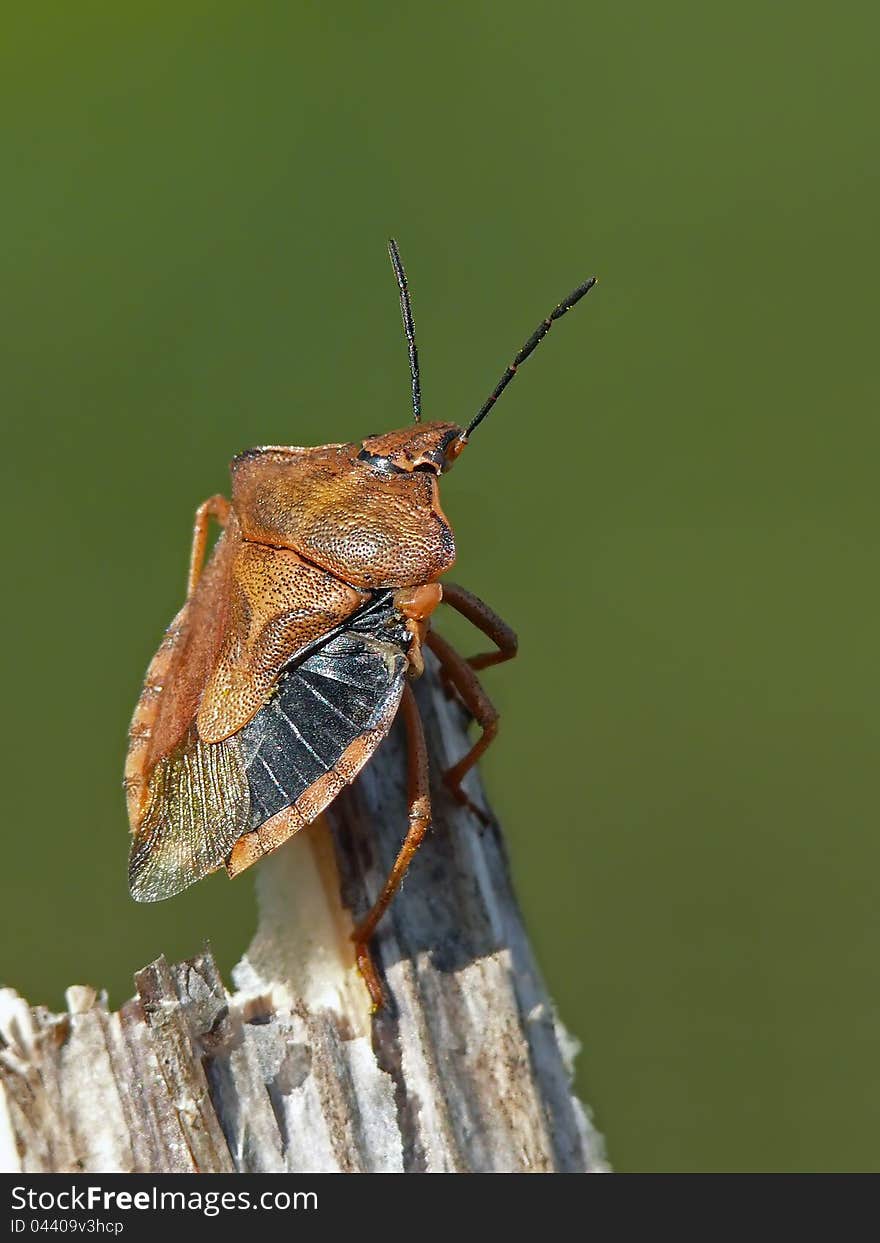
[124,240,596,1005]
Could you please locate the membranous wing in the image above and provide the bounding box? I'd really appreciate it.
[128,725,250,902]
[129,592,410,900]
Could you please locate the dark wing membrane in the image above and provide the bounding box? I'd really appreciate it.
[238,624,408,831]
[128,726,251,902]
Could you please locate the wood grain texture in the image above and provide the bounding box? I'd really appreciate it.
[0,658,608,1173]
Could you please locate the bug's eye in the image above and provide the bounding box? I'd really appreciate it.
[413,461,440,474]
[357,448,401,474]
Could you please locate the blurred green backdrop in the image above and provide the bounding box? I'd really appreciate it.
[1,2,877,1172]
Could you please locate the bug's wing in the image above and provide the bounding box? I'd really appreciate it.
[195,541,365,745]
[125,521,238,833]
[130,592,410,894]
[128,726,251,901]
[226,602,409,876]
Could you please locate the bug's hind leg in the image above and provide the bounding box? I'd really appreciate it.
[424,629,498,825]
[187,494,231,598]
[352,683,432,1010]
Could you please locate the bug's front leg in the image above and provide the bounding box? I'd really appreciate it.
[351,682,432,1010]
[187,494,231,598]
[440,582,518,671]
[424,629,498,825]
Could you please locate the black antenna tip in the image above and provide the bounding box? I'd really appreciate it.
[463,271,598,440]
[567,275,598,305]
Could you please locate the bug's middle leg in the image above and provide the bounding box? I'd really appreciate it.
[351,682,432,1009]
[425,628,498,824]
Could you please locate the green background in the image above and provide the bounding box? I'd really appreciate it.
[1,3,876,1172]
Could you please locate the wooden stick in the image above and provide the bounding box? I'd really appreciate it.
[0,658,608,1173]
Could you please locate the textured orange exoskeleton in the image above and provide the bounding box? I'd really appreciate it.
[125,241,596,1005]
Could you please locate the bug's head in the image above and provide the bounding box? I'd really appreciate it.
[384,238,596,463]
[358,422,465,476]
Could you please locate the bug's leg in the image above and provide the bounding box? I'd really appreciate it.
[392,582,443,680]
[351,683,431,1010]
[424,628,498,825]
[440,582,518,671]
[187,494,231,598]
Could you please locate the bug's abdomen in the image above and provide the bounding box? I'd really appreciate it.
[239,634,402,825]
[227,592,410,876]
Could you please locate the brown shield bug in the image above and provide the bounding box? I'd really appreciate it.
[124,240,596,1006]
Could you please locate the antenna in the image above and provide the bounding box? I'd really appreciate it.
[388,238,422,423]
[461,276,597,442]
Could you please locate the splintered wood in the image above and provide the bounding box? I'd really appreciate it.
[0,662,607,1173]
